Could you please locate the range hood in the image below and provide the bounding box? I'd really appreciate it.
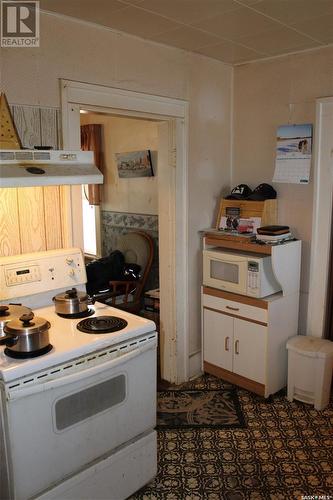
[0,150,103,188]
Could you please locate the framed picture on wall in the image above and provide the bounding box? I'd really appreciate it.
[115,150,154,178]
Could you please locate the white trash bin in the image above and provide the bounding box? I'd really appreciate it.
[286,336,333,410]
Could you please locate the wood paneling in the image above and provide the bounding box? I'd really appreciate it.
[0,188,20,256]
[43,186,63,249]
[59,185,72,248]
[0,105,68,257]
[18,187,46,253]
[12,105,41,148]
[40,107,59,149]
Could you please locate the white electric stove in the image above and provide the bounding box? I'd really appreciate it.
[0,248,157,500]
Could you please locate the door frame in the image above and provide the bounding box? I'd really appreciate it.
[307,96,333,337]
[60,79,189,383]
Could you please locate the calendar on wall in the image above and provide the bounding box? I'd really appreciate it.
[273,123,312,184]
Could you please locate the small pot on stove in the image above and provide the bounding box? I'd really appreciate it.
[53,288,95,316]
[0,311,51,354]
[0,304,32,338]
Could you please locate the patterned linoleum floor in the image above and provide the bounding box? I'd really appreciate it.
[131,374,333,500]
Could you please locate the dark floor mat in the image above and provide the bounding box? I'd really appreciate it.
[157,388,246,429]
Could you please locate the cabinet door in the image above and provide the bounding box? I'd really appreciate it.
[233,318,266,384]
[203,308,233,371]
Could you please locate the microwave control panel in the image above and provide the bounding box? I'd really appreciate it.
[248,261,260,290]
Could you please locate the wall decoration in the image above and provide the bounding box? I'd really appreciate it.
[273,123,313,184]
[115,150,154,178]
[0,92,22,149]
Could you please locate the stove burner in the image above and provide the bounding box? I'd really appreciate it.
[4,344,53,359]
[77,316,128,334]
[57,309,95,319]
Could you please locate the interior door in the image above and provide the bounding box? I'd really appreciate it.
[203,308,233,371]
[233,318,266,383]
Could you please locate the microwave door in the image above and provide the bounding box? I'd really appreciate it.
[207,257,248,293]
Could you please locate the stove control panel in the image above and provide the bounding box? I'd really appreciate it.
[0,248,87,301]
[5,265,41,286]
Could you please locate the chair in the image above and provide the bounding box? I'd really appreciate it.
[102,230,154,314]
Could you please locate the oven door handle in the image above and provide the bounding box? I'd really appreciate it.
[7,339,157,400]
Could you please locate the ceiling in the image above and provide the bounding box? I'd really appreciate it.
[40,0,333,65]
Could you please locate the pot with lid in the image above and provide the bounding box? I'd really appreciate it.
[0,311,51,354]
[0,304,32,338]
[53,288,95,316]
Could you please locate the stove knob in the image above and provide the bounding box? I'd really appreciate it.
[68,269,75,277]
[66,258,74,265]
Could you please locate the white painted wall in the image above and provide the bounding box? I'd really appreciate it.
[0,12,232,363]
[80,113,158,215]
[233,46,333,335]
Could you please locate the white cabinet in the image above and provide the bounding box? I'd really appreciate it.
[203,306,266,386]
[203,308,233,372]
[201,236,301,398]
[202,286,300,397]
[233,318,266,384]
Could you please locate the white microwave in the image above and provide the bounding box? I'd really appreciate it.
[203,249,281,298]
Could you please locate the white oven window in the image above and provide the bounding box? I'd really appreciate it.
[55,374,126,431]
[210,260,239,284]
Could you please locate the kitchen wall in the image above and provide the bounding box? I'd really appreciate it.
[80,112,159,290]
[0,12,233,371]
[233,45,333,334]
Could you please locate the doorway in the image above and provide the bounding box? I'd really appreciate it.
[79,110,161,369]
[61,80,189,383]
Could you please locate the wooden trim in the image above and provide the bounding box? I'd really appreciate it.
[204,361,265,397]
[62,82,190,384]
[203,306,267,326]
[205,236,272,255]
[307,98,333,337]
[203,286,268,309]
[61,79,187,118]
[324,197,333,340]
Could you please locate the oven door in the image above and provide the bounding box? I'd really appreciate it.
[203,250,248,294]
[2,339,156,500]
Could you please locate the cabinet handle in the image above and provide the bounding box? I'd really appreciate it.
[226,306,239,311]
[224,336,230,351]
[235,340,240,355]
